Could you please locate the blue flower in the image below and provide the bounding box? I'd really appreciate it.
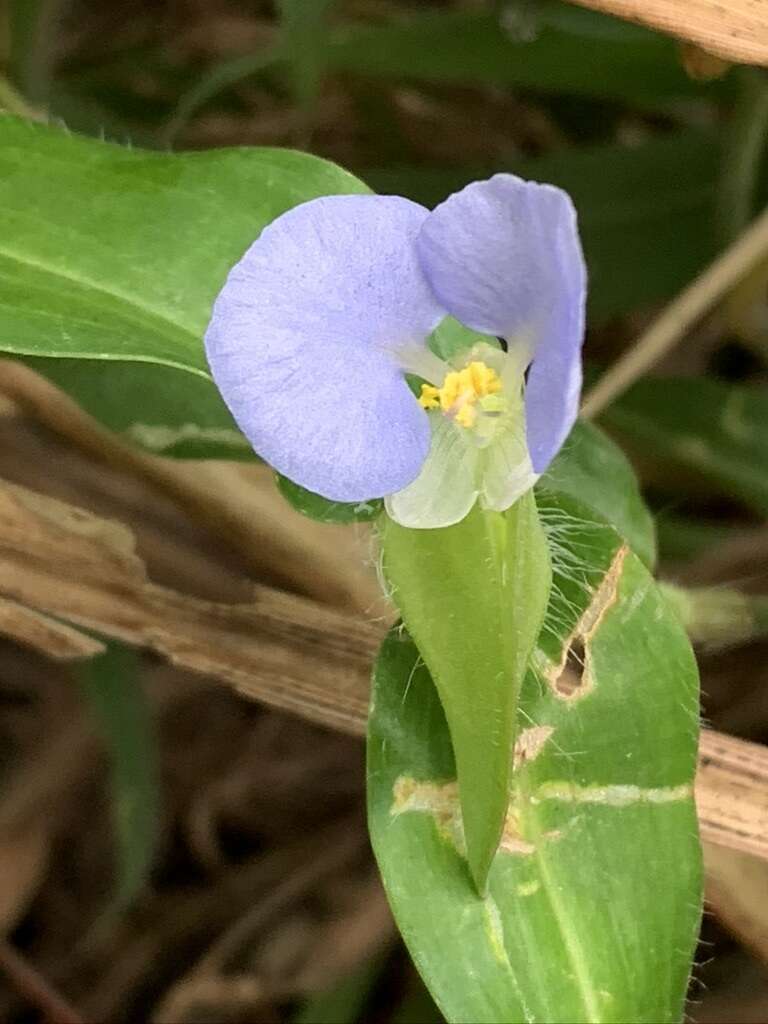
[205,175,586,529]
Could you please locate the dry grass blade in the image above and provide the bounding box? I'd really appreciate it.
[582,204,768,418]
[698,730,768,861]
[569,0,768,65]
[0,596,105,660]
[705,845,768,965]
[0,478,381,734]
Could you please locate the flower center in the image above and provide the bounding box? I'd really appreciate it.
[418,360,503,429]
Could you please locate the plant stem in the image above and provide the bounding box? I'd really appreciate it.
[0,74,38,118]
[718,68,768,245]
[0,942,84,1024]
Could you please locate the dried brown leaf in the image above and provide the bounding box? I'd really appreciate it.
[569,0,768,65]
[705,844,768,965]
[0,598,104,661]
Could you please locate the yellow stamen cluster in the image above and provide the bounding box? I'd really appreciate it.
[418,360,502,428]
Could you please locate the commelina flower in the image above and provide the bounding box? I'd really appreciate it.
[205,174,586,529]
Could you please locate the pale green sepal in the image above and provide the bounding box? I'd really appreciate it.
[381,492,552,891]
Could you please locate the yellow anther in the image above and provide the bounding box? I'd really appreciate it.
[454,404,478,428]
[417,360,503,428]
[438,371,462,412]
[418,384,441,410]
[467,361,502,398]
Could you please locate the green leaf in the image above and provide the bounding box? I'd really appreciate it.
[364,130,721,322]
[23,356,253,460]
[79,643,160,909]
[603,377,768,516]
[381,492,551,892]
[369,493,701,1023]
[278,0,336,113]
[0,115,367,446]
[168,4,729,145]
[324,7,727,106]
[277,474,382,523]
[655,513,730,564]
[429,316,490,361]
[541,420,656,568]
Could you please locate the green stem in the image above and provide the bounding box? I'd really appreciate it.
[0,74,38,118]
[717,68,768,245]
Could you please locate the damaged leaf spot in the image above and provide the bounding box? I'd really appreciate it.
[545,545,628,702]
[483,896,513,968]
[391,776,537,858]
[554,636,586,698]
[125,422,251,453]
[533,781,692,806]
[513,725,555,769]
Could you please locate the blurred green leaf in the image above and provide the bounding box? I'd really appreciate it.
[381,493,551,891]
[0,115,367,450]
[168,2,727,140]
[369,492,701,1023]
[277,474,382,523]
[541,420,656,568]
[365,131,721,321]
[655,513,730,564]
[294,957,383,1024]
[165,47,283,145]
[79,643,159,908]
[603,377,768,516]
[325,8,721,105]
[24,357,252,459]
[278,0,335,112]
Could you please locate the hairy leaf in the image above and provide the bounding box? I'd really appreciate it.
[541,420,655,568]
[0,115,367,452]
[369,493,701,1023]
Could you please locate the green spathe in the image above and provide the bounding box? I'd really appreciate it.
[381,493,551,891]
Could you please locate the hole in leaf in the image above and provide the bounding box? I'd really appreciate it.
[554,636,587,697]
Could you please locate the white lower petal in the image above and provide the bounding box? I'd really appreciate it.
[388,343,450,385]
[385,413,480,528]
[479,424,538,512]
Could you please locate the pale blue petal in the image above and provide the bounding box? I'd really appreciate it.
[205,194,445,501]
[416,174,586,472]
